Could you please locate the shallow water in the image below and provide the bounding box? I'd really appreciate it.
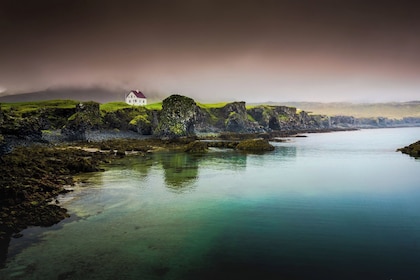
[1,127,420,279]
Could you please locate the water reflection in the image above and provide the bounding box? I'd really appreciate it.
[156,150,250,192]
[156,152,199,192]
[273,145,297,158]
[144,147,297,192]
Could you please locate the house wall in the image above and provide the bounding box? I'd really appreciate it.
[126,93,147,106]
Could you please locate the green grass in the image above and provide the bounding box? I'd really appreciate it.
[100,102,133,112]
[197,102,228,109]
[129,114,151,126]
[0,100,79,114]
[100,101,163,112]
[145,102,163,110]
[247,114,256,122]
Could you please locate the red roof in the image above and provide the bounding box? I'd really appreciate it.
[130,90,146,99]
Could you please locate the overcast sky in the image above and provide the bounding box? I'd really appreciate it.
[1,0,419,102]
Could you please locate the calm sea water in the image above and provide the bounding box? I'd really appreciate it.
[1,128,420,280]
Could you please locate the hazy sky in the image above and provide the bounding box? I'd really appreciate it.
[1,0,419,102]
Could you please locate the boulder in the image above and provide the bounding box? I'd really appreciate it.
[236,138,275,152]
[155,95,197,139]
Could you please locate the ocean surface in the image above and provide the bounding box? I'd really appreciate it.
[1,127,419,280]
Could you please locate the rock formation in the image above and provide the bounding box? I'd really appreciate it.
[154,95,197,138]
[61,102,102,141]
[397,141,420,158]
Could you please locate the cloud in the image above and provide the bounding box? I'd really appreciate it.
[0,0,419,101]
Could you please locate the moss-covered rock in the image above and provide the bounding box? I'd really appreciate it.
[183,140,208,153]
[155,95,197,139]
[0,103,43,141]
[129,110,153,135]
[103,106,154,135]
[38,107,76,130]
[247,105,329,131]
[62,102,102,141]
[397,140,420,158]
[0,144,112,243]
[236,138,275,152]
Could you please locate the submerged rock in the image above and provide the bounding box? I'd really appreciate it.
[183,140,208,153]
[236,138,275,152]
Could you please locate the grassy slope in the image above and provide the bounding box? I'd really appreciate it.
[0,100,79,114]
[99,102,163,112]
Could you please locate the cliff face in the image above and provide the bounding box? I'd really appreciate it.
[61,102,102,141]
[196,102,260,133]
[247,105,330,132]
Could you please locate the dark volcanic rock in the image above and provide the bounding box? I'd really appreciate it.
[38,107,76,130]
[247,105,328,132]
[236,138,275,152]
[0,109,43,141]
[222,102,249,132]
[155,95,197,138]
[183,140,208,153]
[61,102,102,141]
[397,140,420,158]
[103,107,154,135]
[0,144,110,249]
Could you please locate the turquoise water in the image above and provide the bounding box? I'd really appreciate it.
[1,127,420,279]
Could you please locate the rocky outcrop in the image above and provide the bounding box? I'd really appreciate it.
[196,102,263,133]
[248,105,330,131]
[0,116,42,140]
[221,102,249,132]
[155,95,197,138]
[236,138,275,152]
[397,140,420,159]
[128,108,155,135]
[38,107,76,130]
[183,140,208,153]
[61,102,102,141]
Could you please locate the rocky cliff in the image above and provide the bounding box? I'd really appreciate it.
[61,102,102,141]
[1,95,419,147]
[154,95,197,138]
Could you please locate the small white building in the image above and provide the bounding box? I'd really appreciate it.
[125,90,147,106]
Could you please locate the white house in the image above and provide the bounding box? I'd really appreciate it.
[125,90,147,106]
